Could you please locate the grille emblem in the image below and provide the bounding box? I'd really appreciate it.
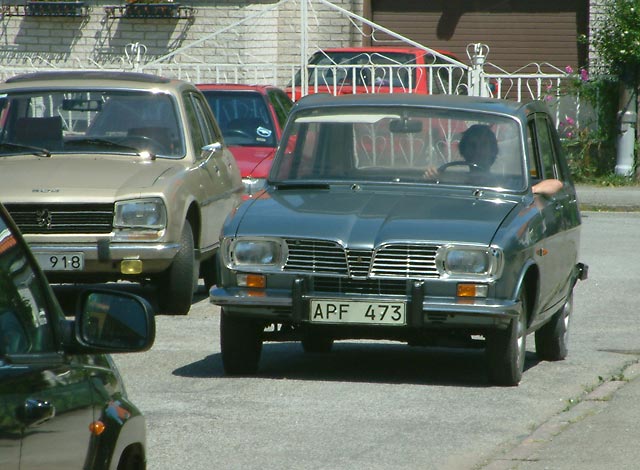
[36,209,52,229]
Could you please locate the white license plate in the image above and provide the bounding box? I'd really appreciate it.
[35,253,84,271]
[310,299,406,325]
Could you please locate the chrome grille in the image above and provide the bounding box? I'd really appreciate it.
[283,239,441,279]
[5,203,114,234]
[346,249,372,278]
[284,239,348,275]
[313,277,407,295]
[371,244,440,279]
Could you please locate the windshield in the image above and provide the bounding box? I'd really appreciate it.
[0,89,185,158]
[201,90,276,147]
[272,106,526,191]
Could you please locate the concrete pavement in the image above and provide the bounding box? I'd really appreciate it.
[479,183,640,470]
[576,184,640,211]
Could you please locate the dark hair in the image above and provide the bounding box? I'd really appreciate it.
[459,124,498,168]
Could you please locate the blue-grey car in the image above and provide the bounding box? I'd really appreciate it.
[210,93,588,386]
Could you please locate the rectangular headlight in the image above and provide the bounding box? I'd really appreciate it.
[222,237,287,272]
[436,245,503,279]
[114,198,167,230]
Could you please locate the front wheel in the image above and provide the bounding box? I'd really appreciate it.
[220,310,263,375]
[535,292,572,361]
[156,221,195,315]
[486,288,528,386]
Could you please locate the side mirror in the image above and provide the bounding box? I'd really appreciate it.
[74,289,156,353]
[201,142,222,159]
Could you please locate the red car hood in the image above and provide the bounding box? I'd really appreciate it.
[228,146,276,178]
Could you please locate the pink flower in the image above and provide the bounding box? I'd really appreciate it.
[565,116,575,126]
[565,65,574,74]
[580,68,588,81]
[545,95,553,102]
[566,132,573,138]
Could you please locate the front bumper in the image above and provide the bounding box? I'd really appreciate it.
[29,241,181,275]
[210,279,521,330]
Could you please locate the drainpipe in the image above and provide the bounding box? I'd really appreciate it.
[615,78,637,176]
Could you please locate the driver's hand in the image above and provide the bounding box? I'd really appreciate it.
[423,166,439,179]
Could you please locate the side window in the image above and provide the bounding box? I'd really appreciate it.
[184,92,220,156]
[534,114,560,179]
[268,90,293,129]
[0,217,55,356]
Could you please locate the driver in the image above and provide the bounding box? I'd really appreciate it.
[424,124,497,178]
[424,124,563,196]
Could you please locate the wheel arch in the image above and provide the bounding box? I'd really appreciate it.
[185,202,201,249]
[514,261,539,329]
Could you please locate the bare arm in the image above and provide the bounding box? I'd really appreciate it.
[532,179,563,195]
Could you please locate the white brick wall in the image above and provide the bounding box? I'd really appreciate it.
[0,0,364,85]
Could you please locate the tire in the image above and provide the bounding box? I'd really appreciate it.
[220,310,263,375]
[301,333,334,353]
[156,221,195,315]
[535,291,572,361]
[486,288,528,386]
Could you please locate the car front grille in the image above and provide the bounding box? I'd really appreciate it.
[5,203,115,234]
[283,238,441,280]
[313,277,408,295]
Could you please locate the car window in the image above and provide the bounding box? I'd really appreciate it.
[273,106,525,191]
[527,114,563,182]
[184,92,217,156]
[202,90,277,147]
[0,90,185,158]
[0,217,55,357]
[267,89,293,129]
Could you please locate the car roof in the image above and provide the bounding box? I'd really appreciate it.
[196,83,278,94]
[1,70,195,92]
[292,93,546,119]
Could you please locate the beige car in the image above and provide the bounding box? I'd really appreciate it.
[0,71,242,315]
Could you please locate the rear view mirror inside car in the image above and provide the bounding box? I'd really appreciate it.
[62,98,103,112]
[389,117,423,133]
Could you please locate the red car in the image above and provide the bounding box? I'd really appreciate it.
[286,46,466,101]
[198,84,294,197]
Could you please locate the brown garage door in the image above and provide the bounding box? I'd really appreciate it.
[370,0,589,72]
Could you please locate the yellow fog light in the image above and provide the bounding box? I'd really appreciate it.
[457,283,488,298]
[121,259,143,275]
[237,273,266,288]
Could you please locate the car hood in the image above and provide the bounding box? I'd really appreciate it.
[228,146,276,179]
[234,186,519,246]
[0,155,179,202]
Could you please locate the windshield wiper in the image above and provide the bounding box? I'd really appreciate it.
[274,182,331,190]
[0,142,51,157]
[65,137,149,155]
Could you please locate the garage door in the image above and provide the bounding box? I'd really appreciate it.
[370,0,589,72]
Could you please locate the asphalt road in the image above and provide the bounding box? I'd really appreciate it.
[104,211,639,470]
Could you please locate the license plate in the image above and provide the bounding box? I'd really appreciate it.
[34,253,84,271]
[310,299,406,325]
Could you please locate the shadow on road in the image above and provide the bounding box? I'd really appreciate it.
[173,341,540,388]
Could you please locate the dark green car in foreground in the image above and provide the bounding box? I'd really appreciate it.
[210,93,588,386]
[0,201,155,469]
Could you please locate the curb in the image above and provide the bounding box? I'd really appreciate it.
[477,360,640,470]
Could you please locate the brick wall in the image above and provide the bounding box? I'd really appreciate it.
[0,0,363,84]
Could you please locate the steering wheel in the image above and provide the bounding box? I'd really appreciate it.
[225,129,253,140]
[437,161,481,172]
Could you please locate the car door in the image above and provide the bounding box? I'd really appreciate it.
[184,91,241,251]
[527,113,578,315]
[0,213,95,469]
